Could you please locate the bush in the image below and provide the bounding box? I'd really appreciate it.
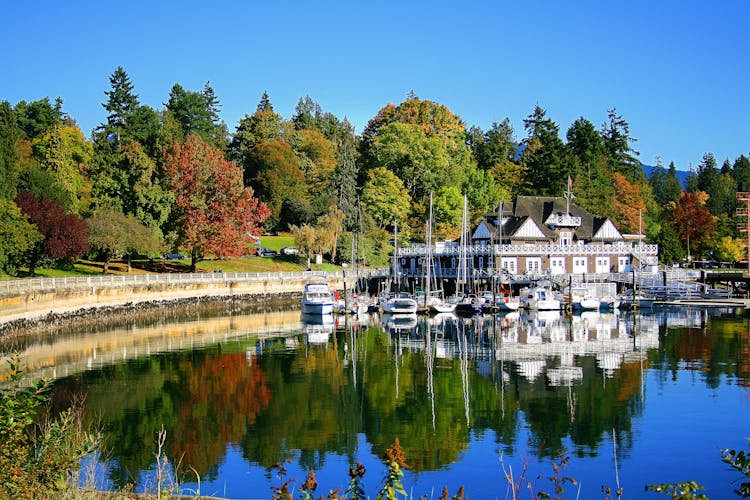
[0,356,100,499]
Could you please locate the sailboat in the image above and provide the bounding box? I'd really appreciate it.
[486,201,520,313]
[379,221,418,314]
[422,193,457,314]
[453,195,483,316]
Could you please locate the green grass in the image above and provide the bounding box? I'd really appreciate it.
[258,234,296,252]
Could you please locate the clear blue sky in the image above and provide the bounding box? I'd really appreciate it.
[2,1,748,170]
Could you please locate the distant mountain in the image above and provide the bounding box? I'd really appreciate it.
[641,164,691,189]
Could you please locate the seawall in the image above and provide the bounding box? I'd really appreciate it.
[0,272,347,329]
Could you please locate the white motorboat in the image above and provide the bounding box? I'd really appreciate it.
[567,286,601,311]
[301,283,335,315]
[379,292,419,314]
[520,286,561,311]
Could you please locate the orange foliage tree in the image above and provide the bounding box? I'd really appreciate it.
[671,191,717,259]
[611,172,647,233]
[164,134,270,271]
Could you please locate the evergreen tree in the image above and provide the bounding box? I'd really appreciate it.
[731,154,750,192]
[696,152,718,193]
[257,91,272,112]
[166,83,227,148]
[0,102,21,200]
[102,66,138,134]
[601,107,641,180]
[664,162,683,204]
[292,96,322,131]
[520,105,570,195]
[14,98,63,140]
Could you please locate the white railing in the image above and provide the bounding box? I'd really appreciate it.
[0,269,387,296]
[399,243,659,257]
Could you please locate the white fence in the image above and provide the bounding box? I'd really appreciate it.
[0,270,355,296]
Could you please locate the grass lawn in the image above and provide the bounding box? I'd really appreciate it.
[0,234,343,279]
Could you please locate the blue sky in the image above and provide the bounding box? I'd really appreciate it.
[2,1,748,170]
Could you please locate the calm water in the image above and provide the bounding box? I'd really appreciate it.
[3,305,749,499]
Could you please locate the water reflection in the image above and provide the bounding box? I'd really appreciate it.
[3,305,748,498]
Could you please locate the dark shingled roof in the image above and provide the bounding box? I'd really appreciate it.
[478,196,614,242]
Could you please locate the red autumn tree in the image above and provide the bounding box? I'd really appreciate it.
[14,191,89,276]
[671,191,717,260]
[163,135,270,272]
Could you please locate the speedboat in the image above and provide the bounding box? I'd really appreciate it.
[568,286,600,311]
[520,287,561,311]
[379,292,418,314]
[301,283,335,314]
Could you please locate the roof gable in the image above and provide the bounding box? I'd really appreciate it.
[473,220,493,240]
[511,218,546,239]
[592,219,623,240]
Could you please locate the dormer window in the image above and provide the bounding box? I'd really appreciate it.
[560,231,572,246]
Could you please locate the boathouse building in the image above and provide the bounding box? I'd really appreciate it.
[398,195,659,281]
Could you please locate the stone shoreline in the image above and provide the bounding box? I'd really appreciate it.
[0,292,302,338]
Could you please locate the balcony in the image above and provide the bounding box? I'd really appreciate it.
[398,242,658,258]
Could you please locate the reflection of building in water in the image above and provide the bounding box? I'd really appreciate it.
[383,310,663,384]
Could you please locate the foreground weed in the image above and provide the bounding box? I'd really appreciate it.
[377,438,409,500]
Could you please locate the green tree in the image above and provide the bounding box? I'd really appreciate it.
[88,206,163,273]
[731,154,750,192]
[470,118,517,170]
[520,105,571,195]
[714,236,745,263]
[230,92,291,167]
[0,198,42,275]
[601,107,641,180]
[0,101,21,200]
[433,185,464,238]
[166,82,228,148]
[361,167,411,230]
[14,97,63,140]
[31,123,91,214]
[246,141,309,230]
[101,66,138,134]
[359,97,472,204]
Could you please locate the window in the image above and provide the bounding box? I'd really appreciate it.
[526,257,542,273]
[501,257,517,274]
[595,257,610,273]
[550,257,565,274]
[560,232,571,246]
[573,257,587,274]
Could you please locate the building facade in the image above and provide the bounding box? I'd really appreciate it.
[398,195,658,281]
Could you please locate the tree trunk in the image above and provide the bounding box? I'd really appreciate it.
[191,252,197,273]
[103,255,110,274]
[126,253,132,273]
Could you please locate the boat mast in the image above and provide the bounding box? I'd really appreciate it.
[424,192,434,308]
[457,194,469,295]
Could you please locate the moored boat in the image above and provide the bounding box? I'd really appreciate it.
[301,283,335,315]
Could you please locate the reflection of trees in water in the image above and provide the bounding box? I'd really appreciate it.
[44,309,749,488]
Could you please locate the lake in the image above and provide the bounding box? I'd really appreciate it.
[2,304,749,499]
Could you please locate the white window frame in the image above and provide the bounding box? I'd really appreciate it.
[560,231,572,246]
[526,257,542,273]
[618,256,631,273]
[550,257,565,274]
[501,257,517,274]
[573,257,587,274]
[595,256,610,273]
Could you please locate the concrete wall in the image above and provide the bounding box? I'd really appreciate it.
[0,276,345,325]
